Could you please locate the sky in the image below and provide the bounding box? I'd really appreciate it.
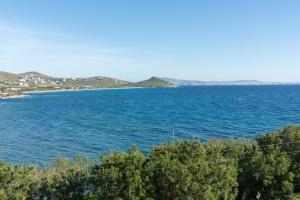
[0,0,299,82]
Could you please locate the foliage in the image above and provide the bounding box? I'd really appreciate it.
[29,157,94,200]
[145,140,238,200]
[0,162,37,200]
[256,125,300,192]
[93,145,147,200]
[237,145,294,199]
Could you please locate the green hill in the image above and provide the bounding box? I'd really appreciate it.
[62,76,129,88]
[1,71,175,98]
[127,77,175,88]
[0,71,175,95]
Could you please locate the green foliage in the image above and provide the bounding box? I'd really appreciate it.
[0,125,300,199]
[294,193,300,199]
[145,140,238,200]
[237,146,294,199]
[30,157,94,200]
[127,77,175,88]
[0,162,37,200]
[93,145,147,200]
[256,125,300,192]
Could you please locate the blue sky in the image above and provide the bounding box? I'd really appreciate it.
[0,0,299,81]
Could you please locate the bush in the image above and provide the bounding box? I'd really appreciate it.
[0,162,37,200]
[29,157,94,200]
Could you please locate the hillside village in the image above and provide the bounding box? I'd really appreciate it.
[0,72,61,98]
[0,71,174,98]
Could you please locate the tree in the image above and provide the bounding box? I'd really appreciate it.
[30,157,94,200]
[145,140,238,200]
[0,161,37,200]
[93,145,147,200]
[256,126,300,192]
[237,144,294,199]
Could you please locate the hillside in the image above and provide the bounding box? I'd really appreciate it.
[0,71,18,82]
[0,71,174,90]
[0,71,175,98]
[62,76,129,88]
[17,71,54,79]
[127,77,175,88]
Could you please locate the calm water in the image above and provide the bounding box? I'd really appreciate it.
[1,85,300,165]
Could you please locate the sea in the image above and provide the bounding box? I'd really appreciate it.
[1,85,300,165]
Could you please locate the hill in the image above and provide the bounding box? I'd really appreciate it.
[0,71,175,98]
[17,71,55,81]
[0,71,175,90]
[160,77,299,86]
[0,71,18,82]
[127,77,175,88]
[62,76,129,88]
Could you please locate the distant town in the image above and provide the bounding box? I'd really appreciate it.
[0,71,174,98]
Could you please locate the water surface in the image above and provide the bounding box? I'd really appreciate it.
[1,85,300,164]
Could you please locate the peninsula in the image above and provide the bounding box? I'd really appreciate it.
[0,71,175,98]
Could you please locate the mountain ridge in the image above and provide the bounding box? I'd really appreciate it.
[161,77,300,86]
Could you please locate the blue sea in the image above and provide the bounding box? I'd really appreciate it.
[1,85,300,165]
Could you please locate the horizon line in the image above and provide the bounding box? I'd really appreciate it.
[1,70,300,83]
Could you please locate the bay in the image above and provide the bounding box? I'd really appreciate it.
[1,85,300,165]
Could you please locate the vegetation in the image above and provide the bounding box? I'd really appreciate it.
[0,71,174,98]
[294,193,300,200]
[1,125,300,199]
[0,71,18,82]
[126,77,176,88]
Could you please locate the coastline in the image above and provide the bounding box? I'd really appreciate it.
[1,86,174,99]
[0,94,29,99]
[23,86,146,94]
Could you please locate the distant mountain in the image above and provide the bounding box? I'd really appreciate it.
[161,77,299,86]
[127,77,175,88]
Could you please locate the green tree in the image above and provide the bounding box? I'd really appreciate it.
[145,140,238,200]
[30,157,94,200]
[256,125,300,192]
[93,145,147,200]
[237,145,294,199]
[0,161,37,200]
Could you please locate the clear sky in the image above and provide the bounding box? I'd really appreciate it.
[0,0,299,82]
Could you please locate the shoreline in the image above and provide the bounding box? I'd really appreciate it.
[1,86,172,99]
[23,86,146,94]
[0,94,30,99]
